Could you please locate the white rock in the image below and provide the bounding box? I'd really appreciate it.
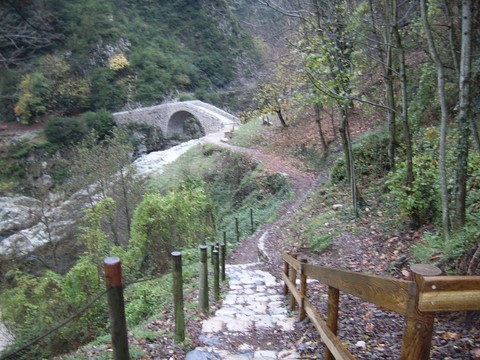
[0,196,42,235]
[202,318,225,333]
[332,204,344,210]
[355,340,366,349]
[253,350,277,359]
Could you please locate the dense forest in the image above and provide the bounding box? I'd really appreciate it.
[0,0,479,358]
[0,0,260,124]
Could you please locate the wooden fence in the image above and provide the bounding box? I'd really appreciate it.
[282,252,480,360]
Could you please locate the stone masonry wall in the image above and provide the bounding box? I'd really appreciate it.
[113,101,236,136]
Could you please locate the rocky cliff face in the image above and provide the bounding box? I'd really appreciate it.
[0,133,210,257]
[0,196,42,239]
[0,193,83,256]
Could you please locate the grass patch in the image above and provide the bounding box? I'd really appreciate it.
[230,117,266,147]
[412,221,480,273]
[145,144,219,193]
[285,186,347,252]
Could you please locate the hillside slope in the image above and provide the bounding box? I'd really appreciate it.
[56,115,479,360]
[0,0,260,123]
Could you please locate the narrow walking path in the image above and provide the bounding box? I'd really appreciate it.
[186,261,299,359]
[184,132,319,359]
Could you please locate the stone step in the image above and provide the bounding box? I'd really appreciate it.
[186,262,300,359]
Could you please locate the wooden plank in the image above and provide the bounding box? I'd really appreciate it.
[419,289,480,312]
[303,263,412,315]
[420,276,480,291]
[282,272,302,304]
[417,276,480,312]
[283,253,301,271]
[303,297,356,360]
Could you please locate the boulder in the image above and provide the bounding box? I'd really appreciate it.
[0,196,42,236]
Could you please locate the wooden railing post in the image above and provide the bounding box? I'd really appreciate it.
[210,243,215,264]
[235,217,240,242]
[171,251,185,343]
[400,264,442,360]
[289,254,298,311]
[199,245,209,314]
[213,249,220,300]
[299,259,308,321]
[250,208,254,234]
[223,230,227,246]
[283,255,290,296]
[325,286,340,360]
[103,257,130,360]
[220,243,226,281]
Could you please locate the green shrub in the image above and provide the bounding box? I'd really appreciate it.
[412,219,479,272]
[330,131,390,186]
[14,72,50,124]
[0,258,107,359]
[89,68,127,111]
[330,156,347,184]
[386,154,440,226]
[45,116,87,146]
[82,109,116,140]
[352,131,390,178]
[128,179,215,275]
[466,152,480,214]
[408,63,438,128]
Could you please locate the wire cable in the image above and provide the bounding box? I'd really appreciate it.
[0,286,111,360]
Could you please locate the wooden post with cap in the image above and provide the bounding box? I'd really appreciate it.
[104,257,130,360]
[400,263,442,359]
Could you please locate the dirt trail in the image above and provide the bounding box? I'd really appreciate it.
[201,131,317,266]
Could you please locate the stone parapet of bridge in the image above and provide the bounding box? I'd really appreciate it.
[113,100,237,137]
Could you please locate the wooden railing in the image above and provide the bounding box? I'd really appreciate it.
[282,252,480,360]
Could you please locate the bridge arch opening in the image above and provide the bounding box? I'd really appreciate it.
[167,111,205,139]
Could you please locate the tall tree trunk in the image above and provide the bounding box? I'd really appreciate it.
[314,103,329,155]
[392,9,413,189]
[339,106,351,185]
[370,0,397,171]
[454,0,473,229]
[421,0,451,239]
[384,0,397,171]
[442,0,460,76]
[338,104,358,216]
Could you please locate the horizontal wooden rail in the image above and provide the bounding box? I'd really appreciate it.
[302,263,413,316]
[281,252,480,360]
[283,253,413,315]
[417,275,480,312]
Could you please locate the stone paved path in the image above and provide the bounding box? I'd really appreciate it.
[186,262,299,360]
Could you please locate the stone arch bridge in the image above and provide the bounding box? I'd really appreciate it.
[113,100,237,137]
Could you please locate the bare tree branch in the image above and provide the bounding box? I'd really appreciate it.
[0,0,61,69]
